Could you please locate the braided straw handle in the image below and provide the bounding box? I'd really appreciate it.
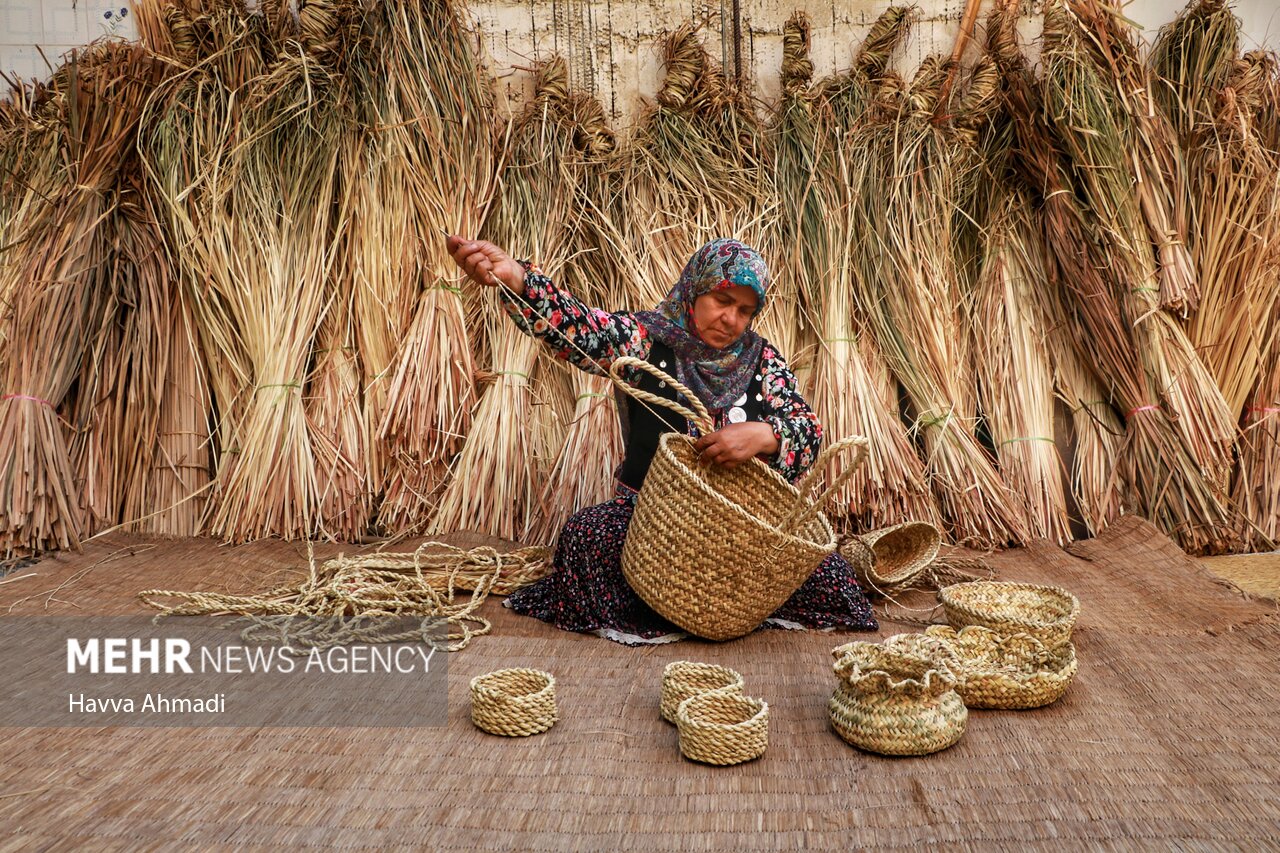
[609,356,714,433]
[777,435,870,534]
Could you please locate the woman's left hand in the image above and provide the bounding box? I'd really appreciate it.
[694,422,780,470]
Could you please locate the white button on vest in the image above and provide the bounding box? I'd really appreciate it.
[728,406,747,424]
[734,393,747,406]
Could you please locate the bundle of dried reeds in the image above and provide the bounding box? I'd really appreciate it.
[524,89,626,546]
[139,0,280,540]
[430,58,580,541]
[1066,0,1198,316]
[973,183,1073,544]
[0,45,175,556]
[989,2,1239,553]
[1043,1,1237,496]
[848,54,1028,548]
[776,10,938,532]
[1154,6,1280,425]
[612,25,763,313]
[1217,51,1280,549]
[1150,0,1241,147]
[198,25,346,541]
[374,0,497,532]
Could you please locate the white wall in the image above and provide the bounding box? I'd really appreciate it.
[3,0,1280,124]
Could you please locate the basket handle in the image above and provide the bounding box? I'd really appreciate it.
[777,435,870,534]
[609,356,714,434]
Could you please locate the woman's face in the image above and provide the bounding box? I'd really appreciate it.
[690,285,759,349]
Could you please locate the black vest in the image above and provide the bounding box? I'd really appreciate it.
[616,341,765,491]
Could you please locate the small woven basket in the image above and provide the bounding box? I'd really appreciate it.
[660,661,744,724]
[939,581,1080,650]
[925,625,1078,709]
[851,521,941,593]
[612,357,869,641]
[676,690,769,766]
[470,668,558,737]
[828,642,966,756]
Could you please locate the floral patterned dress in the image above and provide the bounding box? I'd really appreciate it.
[499,266,877,644]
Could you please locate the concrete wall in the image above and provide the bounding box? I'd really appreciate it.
[3,0,1280,124]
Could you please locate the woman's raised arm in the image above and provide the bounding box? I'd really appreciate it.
[446,236,650,374]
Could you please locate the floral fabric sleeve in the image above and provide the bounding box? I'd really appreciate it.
[497,262,651,375]
[757,344,823,483]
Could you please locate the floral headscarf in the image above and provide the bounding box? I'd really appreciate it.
[634,238,769,411]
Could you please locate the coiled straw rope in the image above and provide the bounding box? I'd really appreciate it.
[138,542,552,652]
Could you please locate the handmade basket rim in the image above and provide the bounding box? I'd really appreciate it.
[469,668,555,699]
[677,690,768,730]
[860,521,941,585]
[662,660,743,681]
[657,433,837,551]
[939,580,1081,630]
[832,642,957,695]
[925,625,1078,681]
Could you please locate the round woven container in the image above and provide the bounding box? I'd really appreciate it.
[660,661,744,724]
[470,668,558,737]
[676,690,769,766]
[939,581,1080,650]
[613,357,869,641]
[828,642,966,756]
[925,625,1078,709]
[854,521,942,591]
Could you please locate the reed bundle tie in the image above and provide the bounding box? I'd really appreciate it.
[1,393,54,407]
[138,542,551,652]
[997,435,1053,446]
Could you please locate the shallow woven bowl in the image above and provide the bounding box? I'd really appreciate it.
[676,690,769,766]
[828,643,966,757]
[623,435,836,641]
[925,625,1078,710]
[857,521,942,590]
[939,581,1080,650]
[661,661,744,724]
[470,668,558,737]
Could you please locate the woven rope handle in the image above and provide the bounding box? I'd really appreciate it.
[778,435,870,534]
[609,356,714,433]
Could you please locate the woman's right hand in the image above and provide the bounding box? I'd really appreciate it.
[446,235,525,291]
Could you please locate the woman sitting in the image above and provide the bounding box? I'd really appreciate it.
[447,235,877,645]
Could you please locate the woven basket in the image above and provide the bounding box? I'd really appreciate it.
[470,668,558,737]
[939,581,1080,650]
[660,661,744,724]
[676,690,769,765]
[828,642,966,756]
[851,521,941,593]
[611,357,869,641]
[925,626,1078,709]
